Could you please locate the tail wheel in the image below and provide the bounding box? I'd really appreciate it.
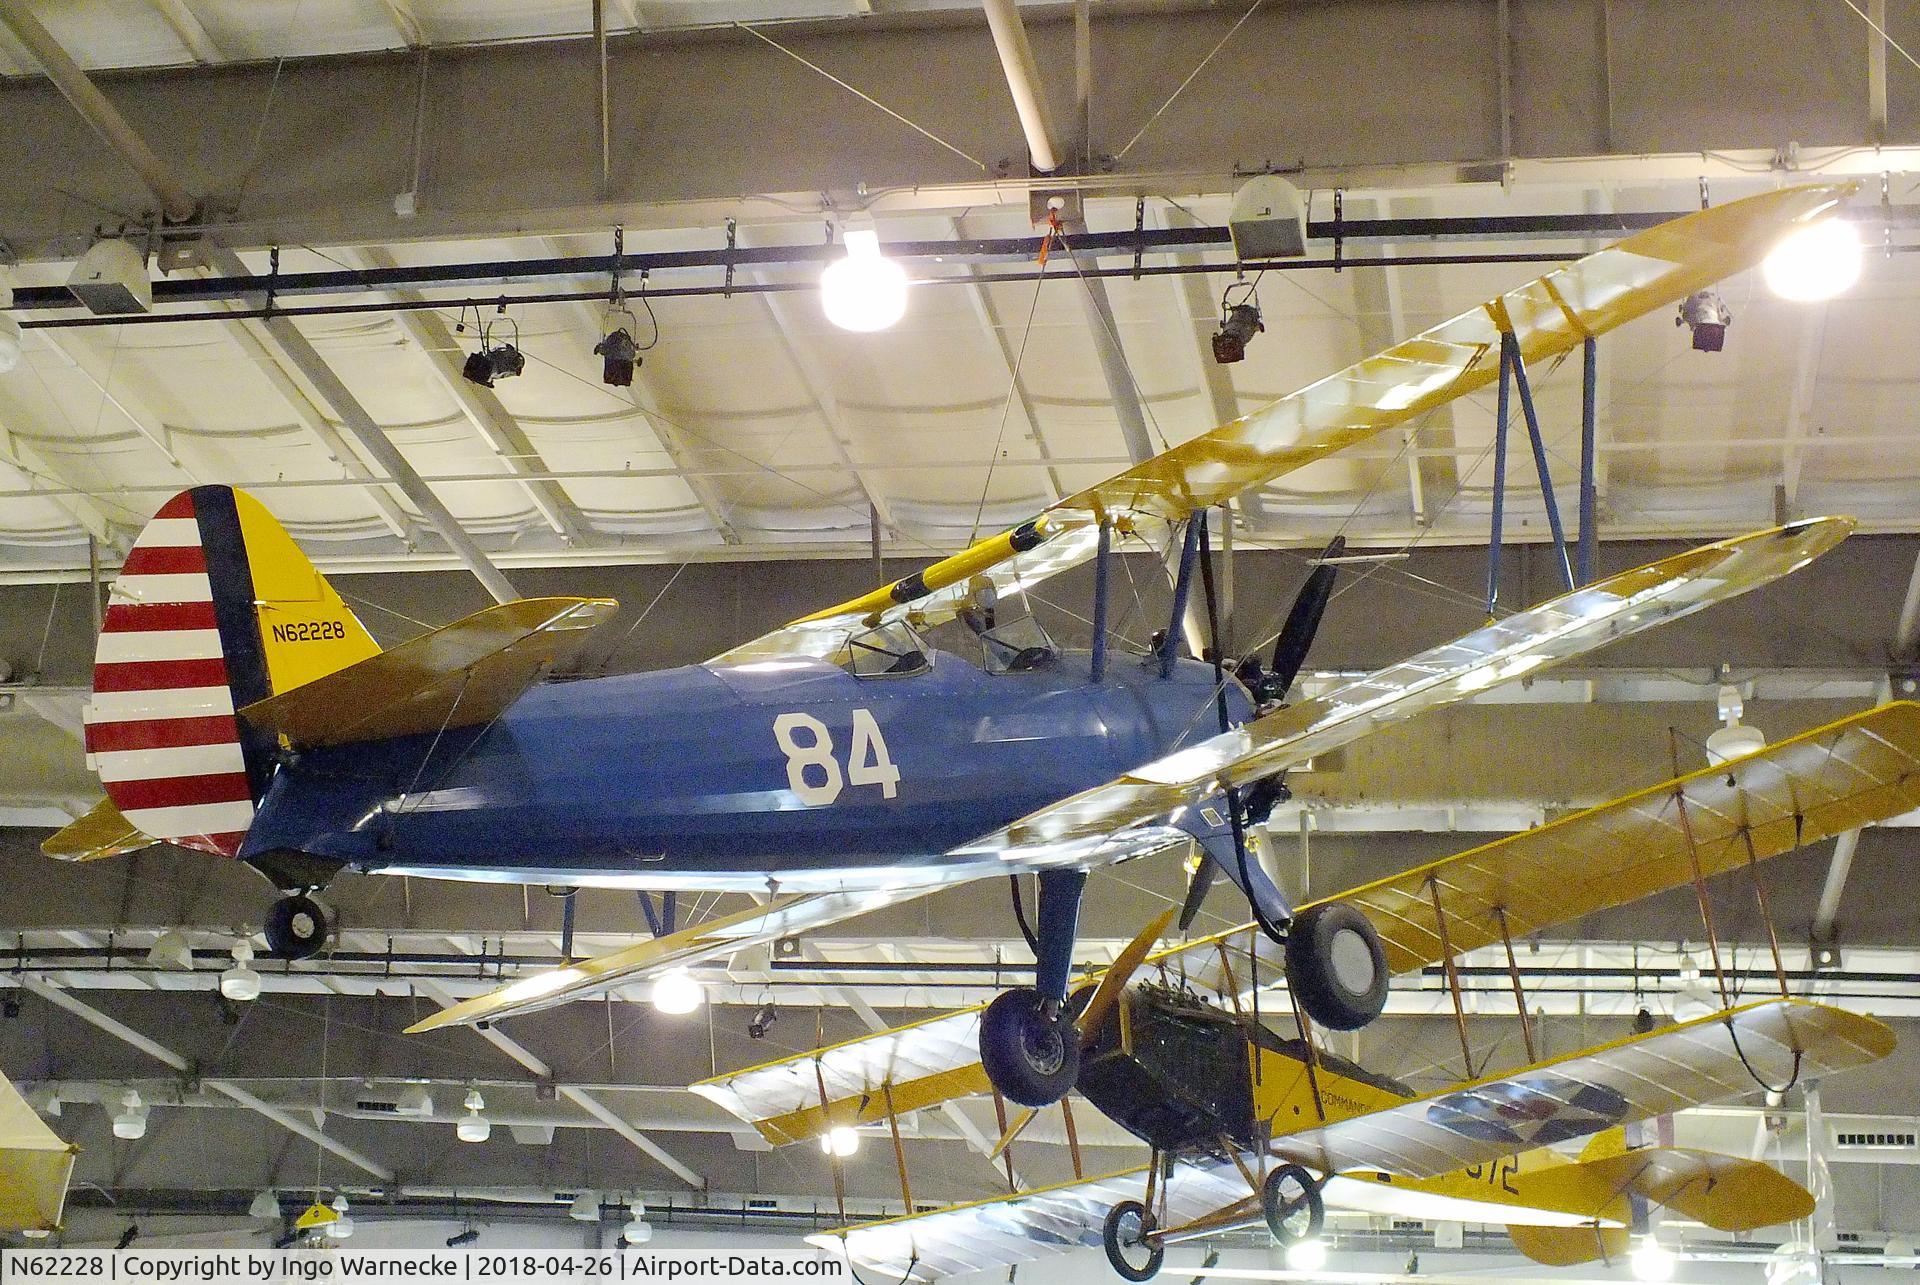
[980,987,1080,1107]
[265,894,332,960]
[1284,902,1389,1031]
[1102,1200,1164,1282]
[1261,1164,1324,1246]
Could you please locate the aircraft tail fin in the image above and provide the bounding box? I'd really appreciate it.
[75,486,380,858]
[1579,1126,1629,1162]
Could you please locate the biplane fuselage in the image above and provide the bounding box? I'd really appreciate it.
[239,649,1252,889]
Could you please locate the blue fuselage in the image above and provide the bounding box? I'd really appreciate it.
[241,650,1252,890]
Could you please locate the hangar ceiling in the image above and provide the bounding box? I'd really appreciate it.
[5,0,1920,1264]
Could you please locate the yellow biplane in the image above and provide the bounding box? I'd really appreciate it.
[689,702,1920,1279]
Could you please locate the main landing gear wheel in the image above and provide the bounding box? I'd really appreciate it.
[264,893,332,960]
[1102,1200,1164,1281]
[1284,902,1389,1031]
[980,986,1080,1108]
[1261,1164,1324,1246]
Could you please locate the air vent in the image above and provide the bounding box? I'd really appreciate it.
[1836,1132,1917,1149]
[356,1098,401,1114]
[745,1199,780,1211]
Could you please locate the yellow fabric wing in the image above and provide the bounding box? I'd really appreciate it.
[717,183,1855,665]
[238,596,617,750]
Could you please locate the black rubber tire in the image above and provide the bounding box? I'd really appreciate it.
[1102,1201,1164,1282]
[1285,901,1389,1031]
[264,894,331,961]
[980,986,1081,1107]
[1261,1164,1324,1245]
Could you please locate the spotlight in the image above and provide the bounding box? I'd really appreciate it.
[568,1191,601,1223]
[1283,1237,1327,1271]
[623,1200,653,1246]
[1632,1006,1656,1034]
[1211,301,1263,365]
[0,286,20,375]
[651,968,703,1015]
[446,1228,479,1248]
[1764,217,1862,301]
[820,226,908,333]
[221,939,261,1002]
[325,1196,354,1241]
[595,325,640,387]
[112,1089,148,1140]
[249,1189,281,1221]
[462,344,525,389]
[1676,289,1730,352]
[457,1089,491,1143]
[146,929,194,971]
[748,1002,778,1039]
[1631,1236,1676,1282]
[116,1225,139,1250]
[820,1126,860,1158]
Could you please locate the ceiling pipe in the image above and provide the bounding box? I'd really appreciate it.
[980,0,1065,173]
[0,6,198,225]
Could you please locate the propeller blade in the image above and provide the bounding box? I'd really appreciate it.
[1078,907,1176,1047]
[1176,856,1217,932]
[1267,535,1345,701]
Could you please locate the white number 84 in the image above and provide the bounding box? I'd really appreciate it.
[772,709,901,805]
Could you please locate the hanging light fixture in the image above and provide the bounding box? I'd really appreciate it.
[568,1191,601,1222]
[221,939,262,1002]
[457,1089,491,1143]
[146,929,194,971]
[325,1196,355,1240]
[650,968,704,1015]
[820,224,908,333]
[1631,1236,1676,1282]
[820,1126,860,1158]
[112,1089,148,1140]
[1211,280,1264,364]
[1763,217,1862,301]
[249,1189,281,1220]
[1676,289,1731,352]
[462,305,526,388]
[622,1200,653,1245]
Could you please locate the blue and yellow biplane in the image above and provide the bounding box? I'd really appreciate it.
[44,181,1893,1114]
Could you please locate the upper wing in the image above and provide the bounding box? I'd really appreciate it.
[807,1159,1249,1281]
[238,596,616,749]
[1321,699,1920,975]
[1270,999,1891,1178]
[41,796,158,862]
[718,183,1855,666]
[956,518,1853,864]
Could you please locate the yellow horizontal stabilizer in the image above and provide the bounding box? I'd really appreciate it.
[41,797,157,862]
[1508,1224,1630,1268]
[718,183,1855,665]
[1528,1148,1814,1232]
[238,597,617,750]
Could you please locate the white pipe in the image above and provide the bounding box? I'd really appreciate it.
[980,0,1064,172]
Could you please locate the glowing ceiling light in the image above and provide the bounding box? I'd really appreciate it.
[1631,1236,1676,1282]
[1283,1238,1327,1271]
[820,1126,860,1158]
[820,228,908,333]
[1762,219,1862,301]
[112,1089,148,1140]
[651,968,704,1015]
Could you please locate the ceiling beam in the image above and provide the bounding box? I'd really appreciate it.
[145,0,227,64]
[14,973,394,1180]
[0,417,119,543]
[413,980,702,1188]
[359,252,589,544]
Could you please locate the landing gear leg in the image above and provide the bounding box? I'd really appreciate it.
[981,869,1086,1107]
[264,892,333,960]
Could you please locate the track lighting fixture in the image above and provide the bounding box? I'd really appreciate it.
[1211,281,1263,364]
[1676,289,1730,352]
[446,1228,479,1248]
[146,928,193,970]
[748,1001,778,1039]
[116,1224,140,1249]
[461,306,525,388]
[595,324,639,387]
